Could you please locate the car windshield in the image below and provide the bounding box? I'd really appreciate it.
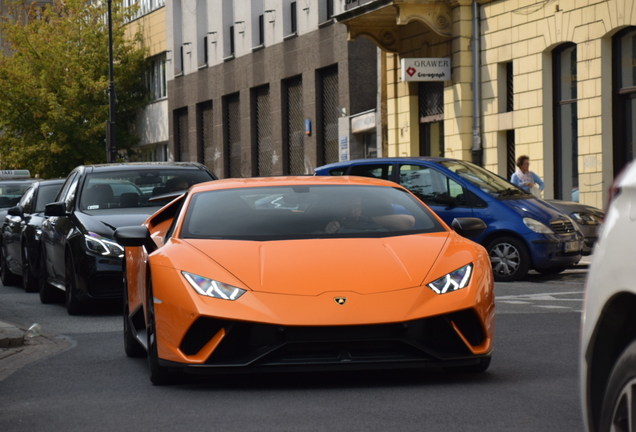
[438,160,530,199]
[0,181,34,208]
[181,185,445,241]
[79,169,214,211]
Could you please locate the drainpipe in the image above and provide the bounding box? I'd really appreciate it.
[471,0,483,166]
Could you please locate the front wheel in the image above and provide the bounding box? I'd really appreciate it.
[600,340,636,432]
[1,244,20,287]
[147,279,179,385]
[486,236,531,282]
[22,244,39,293]
[65,255,86,315]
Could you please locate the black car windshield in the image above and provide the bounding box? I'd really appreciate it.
[181,185,445,241]
[438,160,530,199]
[0,181,35,208]
[79,169,214,211]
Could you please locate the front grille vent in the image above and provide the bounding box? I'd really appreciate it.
[550,219,576,234]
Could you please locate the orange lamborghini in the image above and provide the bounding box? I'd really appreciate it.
[114,176,495,384]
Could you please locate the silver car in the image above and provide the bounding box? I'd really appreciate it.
[546,199,604,255]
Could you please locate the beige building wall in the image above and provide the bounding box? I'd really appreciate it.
[125,7,166,56]
[378,0,636,209]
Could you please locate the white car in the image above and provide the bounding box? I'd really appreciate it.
[581,160,636,432]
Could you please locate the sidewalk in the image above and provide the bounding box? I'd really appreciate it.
[0,320,24,348]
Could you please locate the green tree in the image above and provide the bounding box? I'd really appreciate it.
[0,0,150,178]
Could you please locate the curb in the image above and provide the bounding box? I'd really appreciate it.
[0,321,24,348]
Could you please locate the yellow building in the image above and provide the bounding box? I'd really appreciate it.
[337,0,636,208]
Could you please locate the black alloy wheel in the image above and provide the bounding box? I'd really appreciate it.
[65,254,86,315]
[486,236,531,282]
[600,339,636,432]
[123,263,145,358]
[22,244,39,292]
[147,278,178,385]
[38,248,58,304]
[0,244,20,287]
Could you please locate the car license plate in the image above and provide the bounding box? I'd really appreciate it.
[564,241,579,253]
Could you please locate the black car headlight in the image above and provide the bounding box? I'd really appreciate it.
[570,212,603,226]
[427,264,473,294]
[182,272,246,300]
[84,233,124,257]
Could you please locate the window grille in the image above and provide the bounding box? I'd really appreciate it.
[197,101,213,166]
[286,77,304,175]
[175,108,189,162]
[419,82,444,119]
[507,130,515,180]
[320,67,339,164]
[506,62,514,112]
[225,94,241,178]
[255,86,273,176]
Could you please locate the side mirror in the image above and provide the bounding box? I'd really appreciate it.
[451,217,487,239]
[7,205,23,218]
[44,202,67,217]
[114,226,157,253]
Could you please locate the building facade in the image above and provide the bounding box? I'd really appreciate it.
[125,0,170,161]
[336,0,636,209]
[166,0,379,178]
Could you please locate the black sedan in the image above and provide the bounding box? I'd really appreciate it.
[38,162,217,315]
[1,179,65,291]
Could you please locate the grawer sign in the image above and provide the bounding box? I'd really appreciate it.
[401,58,451,82]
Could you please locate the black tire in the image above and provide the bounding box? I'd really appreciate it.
[65,254,86,315]
[38,250,58,304]
[1,244,20,287]
[535,266,567,275]
[147,279,178,385]
[123,266,145,358]
[22,244,39,293]
[599,340,636,432]
[486,236,531,282]
[444,356,491,373]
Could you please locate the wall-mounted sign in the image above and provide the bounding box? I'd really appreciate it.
[401,58,451,82]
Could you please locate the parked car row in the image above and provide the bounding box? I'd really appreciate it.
[0,162,217,315]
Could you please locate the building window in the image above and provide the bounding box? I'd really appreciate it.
[225,93,241,178]
[284,76,304,175]
[553,43,578,201]
[319,66,339,165]
[613,27,636,176]
[291,2,297,34]
[197,101,213,166]
[507,130,515,180]
[419,82,444,157]
[229,26,235,55]
[258,15,264,46]
[174,108,189,162]
[254,86,272,176]
[146,54,167,100]
[506,62,514,112]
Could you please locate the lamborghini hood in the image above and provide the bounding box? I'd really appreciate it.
[184,233,450,296]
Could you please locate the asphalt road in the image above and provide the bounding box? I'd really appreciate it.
[0,266,588,432]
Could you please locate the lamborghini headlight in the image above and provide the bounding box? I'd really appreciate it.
[182,272,246,300]
[84,233,124,257]
[427,264,473,294]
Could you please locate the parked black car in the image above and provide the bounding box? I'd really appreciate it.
[38,162,217,314]
[1,179,65,291]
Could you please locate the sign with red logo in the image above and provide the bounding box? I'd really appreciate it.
[401,58,451,82]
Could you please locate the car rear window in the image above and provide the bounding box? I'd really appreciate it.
[181,185,445,241]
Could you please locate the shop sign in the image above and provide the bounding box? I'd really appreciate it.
[351,111,376,133]
[401,58,451,82]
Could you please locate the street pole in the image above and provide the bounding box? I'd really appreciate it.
[107,0,116,163]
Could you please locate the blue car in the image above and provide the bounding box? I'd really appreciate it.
[315,157,584,282]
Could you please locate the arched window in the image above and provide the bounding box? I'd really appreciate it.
[553,43,578,201]
[612,27,636,176]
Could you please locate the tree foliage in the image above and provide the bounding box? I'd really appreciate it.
[0,0,150,178]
